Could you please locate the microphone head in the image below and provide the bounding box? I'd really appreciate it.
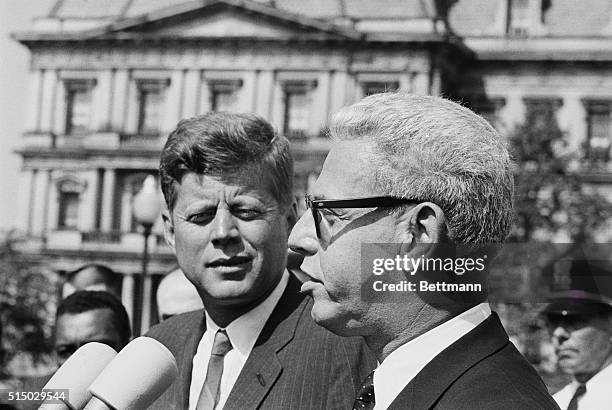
[43,342,117,409]
[88,336,178,410]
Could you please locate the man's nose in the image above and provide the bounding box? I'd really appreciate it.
[288,213,319,257]
[552,326,570,345]
[211,208,239,245]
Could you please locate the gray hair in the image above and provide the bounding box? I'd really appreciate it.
[329,93,513,244]
[160,112,294,211]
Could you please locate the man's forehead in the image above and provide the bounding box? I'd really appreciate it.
[314,140,379,198]
[56,309,116,334]
[178,171,272,200]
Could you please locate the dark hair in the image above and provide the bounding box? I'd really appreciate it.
[56,290,131,345]
[159,112,294,211]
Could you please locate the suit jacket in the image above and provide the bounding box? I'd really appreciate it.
[387,313,559,410]
[146,275,376,410]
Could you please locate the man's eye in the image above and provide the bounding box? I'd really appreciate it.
[187,212,215,224]
[233,208,261,220]
[321,209,347,222]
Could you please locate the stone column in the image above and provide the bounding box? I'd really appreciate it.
[40,70,58,132]
[31,169,49,236]
[329,71,349,115]
[46,172,59,231]
[412,71,430,95]
[181,70,200,119]
[313,71,331,134]
[254,70,274,121]
[16,169,35,233]
[25,70,44,132]
[100,169,116,231]
[94,70,113,131]
[111,69,130,131]
[241,70,257,113]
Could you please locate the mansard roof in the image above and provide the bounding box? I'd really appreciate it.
[449,0,612,37]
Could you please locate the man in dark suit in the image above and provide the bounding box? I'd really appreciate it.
[16,291,131,409]
[542,258,612,409]
[289,93,559,409]
[147,113,374,409]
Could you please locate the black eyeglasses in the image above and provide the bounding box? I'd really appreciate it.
[305,194,418,238]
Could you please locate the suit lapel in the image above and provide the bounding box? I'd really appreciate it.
[223,275,307,410]
[388,313,510,410]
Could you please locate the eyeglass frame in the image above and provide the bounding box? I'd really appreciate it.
[304,194,419,239]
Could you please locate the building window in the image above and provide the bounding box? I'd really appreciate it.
[523,97,562,130]
[64,79,95,135]
[281,80,317,140]
[583,101,611,163]
[209,79,242,112]
[58,192,79,229]
[362,81,399,96]
[136,79,169,135]
[56,177,85,230]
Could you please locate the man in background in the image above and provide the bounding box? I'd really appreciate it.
[147,112,374,410]
[543,259,612,410]
[18,290,131,409]
[289,93,558,409]
[157,268,203,321]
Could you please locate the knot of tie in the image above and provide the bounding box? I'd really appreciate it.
[211,329,232,357]
[352,371,375,410]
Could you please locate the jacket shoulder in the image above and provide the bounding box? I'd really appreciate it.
[145,309,204,352]
[436,343,559,409]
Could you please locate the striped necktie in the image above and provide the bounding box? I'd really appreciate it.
[196,329,233,410]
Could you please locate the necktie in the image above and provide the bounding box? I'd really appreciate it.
[196,329,233,410]
[567,383,586,410]
[353,371,375,410]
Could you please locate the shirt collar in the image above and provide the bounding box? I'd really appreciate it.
[205,270,289,356]
[373,303,491,410]
[578,361,612,390]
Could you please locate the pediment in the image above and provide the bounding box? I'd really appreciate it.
[130,9,304,38]
[101,1,359,40]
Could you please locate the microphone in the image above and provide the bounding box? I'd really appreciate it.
[84,337,178,410]
[38,342,117,409]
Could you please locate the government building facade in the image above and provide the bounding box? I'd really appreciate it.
[11,0,612,330]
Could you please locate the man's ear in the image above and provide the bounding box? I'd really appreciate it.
[396,202,447,256]
[162,208,176,252]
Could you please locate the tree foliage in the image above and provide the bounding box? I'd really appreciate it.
[508,101,612,242]
[0,232,55,379]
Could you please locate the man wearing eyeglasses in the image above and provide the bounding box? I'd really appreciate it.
[289,93,558,409]
[146,112,375,410]
[542,259,612,410]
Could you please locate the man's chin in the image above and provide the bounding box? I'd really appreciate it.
[309,304,353,336]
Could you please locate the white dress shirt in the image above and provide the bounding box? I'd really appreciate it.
[553,362,612,410]
[188,271,289,410]
[373,303,492,410]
